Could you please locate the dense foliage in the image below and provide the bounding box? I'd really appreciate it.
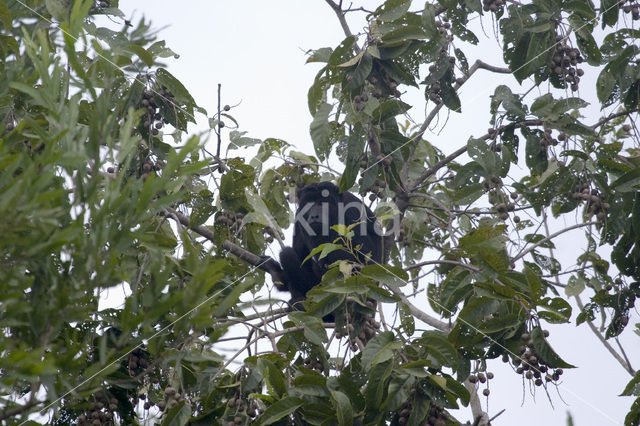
[0,0,639,425]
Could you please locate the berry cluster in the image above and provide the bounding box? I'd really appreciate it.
[127,347,150,375]
[364,66,401,99]
[619,0,640,20]
[396,399,447,426]
[550,38,584,91]
[425,17,464,105]
[427,81,444,104]
[506,330,564,386]
[76,397,119,425]
[215,212,244,231]
[571,184,610,223]
[434,16,455,44]
[335,301,380,350]
[358,153,389,199]
[156,386,186,412]
[468,370,494,396]
[494,200,516,221]
[352,92,369,112]
[484,178,518,222]
[396,401,413,425]
[226,395,263,425]
[141,87,172,136]
[482,0,505,12]
[541,128,560,151]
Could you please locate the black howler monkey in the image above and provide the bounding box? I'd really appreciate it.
[277,181,384,310]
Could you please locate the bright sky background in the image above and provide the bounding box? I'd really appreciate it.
[114,2,636,425]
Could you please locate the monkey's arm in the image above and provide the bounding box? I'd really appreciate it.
[222,240,287,285]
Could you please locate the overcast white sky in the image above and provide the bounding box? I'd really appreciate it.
[114,2,636,425]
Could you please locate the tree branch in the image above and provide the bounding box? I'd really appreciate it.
[163,208,288,285]
[0,399,41,422]
[574,295,636,376]
[408,118,544,193]
[324,0,354,39]
[512,221,597,262]
[464,380,490,426]
[401,59,512,187]
[407,259,480,273]
[386,286,450,331]
[591,110,632,129]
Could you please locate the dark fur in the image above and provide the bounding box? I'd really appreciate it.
[277,182,383,311]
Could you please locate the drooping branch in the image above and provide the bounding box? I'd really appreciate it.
[575,295,636,376]
[163,208,287,285]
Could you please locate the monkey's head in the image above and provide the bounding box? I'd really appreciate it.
[295,182,340,235]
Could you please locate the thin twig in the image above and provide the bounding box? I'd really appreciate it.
[216,83,222,157]
[512,221,597,262]
[574,295,635,376]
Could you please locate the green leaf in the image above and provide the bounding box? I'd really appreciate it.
[530,327,575,368]
[0,1,12,30]
[310,102,333,161]
[376,0,411,22]
[537,297,572,324]
[306,47,333,63]
[418,330,458,368]
[338,124,365,192]
[344,53,373,91]
[293,370,329,397]
[288,312,328,345]
[381,372,414,412]
[565,275,586,297]
[439,268,473,316]
[530,93,554,118]
[509,33,533,82]
[258,358,287,398]
[550,97,588,116]
[338,50,365,68]
[361,331,402,368]
[255,397,304,425]
[620,371,640,396]
[160,401,191,426]
[371,99,411,122]
[124,44,154,67]
[525,133,548,175]
[564,0,596,19]
[360,264,408,287]
[601,0,619,28]
[491,85,526,118]
[440,81,461,112]
[611,168,640,192]
[331,390,353,426]
[381,26,429,46]
[156,68,195,107]
[524,264,543,301]
[305,243,343,263]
